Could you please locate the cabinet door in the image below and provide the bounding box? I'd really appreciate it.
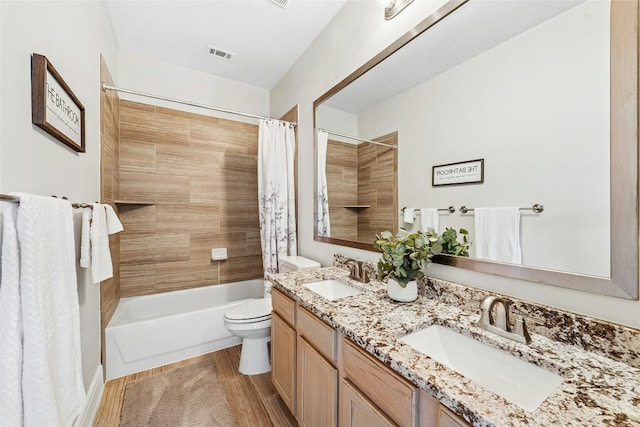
[437,406,471,427]
[341,379,396,427]
[297,337,338,427]
[271,312,297,415]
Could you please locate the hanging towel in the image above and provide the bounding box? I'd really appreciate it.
[90,203,112,283]
[79,207,92,268]
[12,193,85,426]
[403,208,415,224]
[80,204,124,283]
[474,207,522,264]
[420,208,439,233]
[0,201,23,426]
[104,204,124,234]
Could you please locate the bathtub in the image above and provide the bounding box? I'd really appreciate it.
[105,279,265,380]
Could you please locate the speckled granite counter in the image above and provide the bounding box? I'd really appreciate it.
[269,266,640,427]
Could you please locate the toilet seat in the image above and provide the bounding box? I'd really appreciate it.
[224,298,272,324]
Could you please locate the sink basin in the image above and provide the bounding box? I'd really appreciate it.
[303,279,362,301]
[399,325,563,412]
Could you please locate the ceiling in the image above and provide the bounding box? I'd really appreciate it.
[105,0,348,89]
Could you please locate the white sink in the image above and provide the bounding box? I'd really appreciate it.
[399,325,563,412]
[304,279,362,301]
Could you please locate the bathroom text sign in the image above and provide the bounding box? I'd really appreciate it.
[31,53,85,153]
[432,159,484,186]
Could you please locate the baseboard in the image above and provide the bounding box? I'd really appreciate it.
[74,366,104,427]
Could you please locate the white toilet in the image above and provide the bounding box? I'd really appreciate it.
[223,255,321,375]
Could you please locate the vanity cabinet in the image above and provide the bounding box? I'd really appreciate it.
[298,336,338,426]
[271,289,297,415]
[271,287,470,427]
[296,306,339,426]
[341,379,395,426]
[419,390,471,427]
[342,338,418,426]
[271,289,339,426]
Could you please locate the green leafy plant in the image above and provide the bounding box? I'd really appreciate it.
[432,227,471,257]
[373,228,470,287]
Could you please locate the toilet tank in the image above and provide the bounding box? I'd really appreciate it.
[279,255,321,273]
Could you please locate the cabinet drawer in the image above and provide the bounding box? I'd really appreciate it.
[297,306,337,363]
[272,287,296,326]
[343,339,416,427]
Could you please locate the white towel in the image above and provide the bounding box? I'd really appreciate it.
[403,208,415,224]
[420,208,439,233]
[79,208,92,268]
[90,203,112,283]
[11,193,85,426]
[474,207,522,264]
[80,203,124,283]
[0,201,23,426]
[104,204,124,234]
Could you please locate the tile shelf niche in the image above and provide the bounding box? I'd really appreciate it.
[343,205,370,209]
[114,200,155,205]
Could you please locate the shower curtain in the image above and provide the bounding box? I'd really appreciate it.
[258,119,297,282]
[316,130,331,236]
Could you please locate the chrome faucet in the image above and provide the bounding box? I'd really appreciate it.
[344,259,370,283]
[477,295,531,344]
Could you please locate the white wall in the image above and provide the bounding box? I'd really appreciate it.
[271,0,640,329]
[0,0,118,421]
[117,49,270,122]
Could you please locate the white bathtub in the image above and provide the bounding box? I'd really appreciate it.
[105,279,265,380]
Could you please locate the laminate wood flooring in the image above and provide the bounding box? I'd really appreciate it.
[94,345,297,427]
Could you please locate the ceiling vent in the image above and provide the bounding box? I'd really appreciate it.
[269,0,290,9]
[206,45,234,61]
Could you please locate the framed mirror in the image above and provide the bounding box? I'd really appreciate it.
[313,0,638,299]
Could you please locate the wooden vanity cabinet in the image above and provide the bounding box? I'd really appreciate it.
[296,306,339,426]
[342,338,418,426]
[419,390,471,427]
[271,289,339,426]
[341,379,396,426]
[271,287,470,427]
[271,289,297,415]
[297,336,338,426]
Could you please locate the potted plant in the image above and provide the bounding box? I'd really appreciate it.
[373,228,470,302]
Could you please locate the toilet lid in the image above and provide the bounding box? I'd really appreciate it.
[224,298,272,322]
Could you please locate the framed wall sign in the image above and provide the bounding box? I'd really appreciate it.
[432,158,484,186]
[31,53,85,152]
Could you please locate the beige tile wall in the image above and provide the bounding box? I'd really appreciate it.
[326,140,358,241]
[356,133,398,241]
[324,133,398,244]
[118,100,263,297]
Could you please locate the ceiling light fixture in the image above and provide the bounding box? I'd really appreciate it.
[378,0,415,20]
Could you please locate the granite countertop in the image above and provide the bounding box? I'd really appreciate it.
[269,267,640,427]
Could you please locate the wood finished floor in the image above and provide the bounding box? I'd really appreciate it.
[94,345,297,426]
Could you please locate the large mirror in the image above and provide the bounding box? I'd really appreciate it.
[313,0,638,299]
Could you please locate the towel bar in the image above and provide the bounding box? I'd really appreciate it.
[459,204,544,214]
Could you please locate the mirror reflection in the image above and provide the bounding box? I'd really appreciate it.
[316,127,398,244]
[315,0,610,277]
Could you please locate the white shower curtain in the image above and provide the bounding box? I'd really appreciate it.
[316,130,331,236]
[258,119,297,281]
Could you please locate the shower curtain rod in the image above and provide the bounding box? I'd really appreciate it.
[318,128,397,150]
[101,83,297,127]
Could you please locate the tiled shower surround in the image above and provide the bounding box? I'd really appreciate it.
[116,100,264,297]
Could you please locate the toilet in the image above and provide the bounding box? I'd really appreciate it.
[223,255,321,375]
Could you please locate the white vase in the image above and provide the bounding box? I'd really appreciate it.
[386,278,418,302]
